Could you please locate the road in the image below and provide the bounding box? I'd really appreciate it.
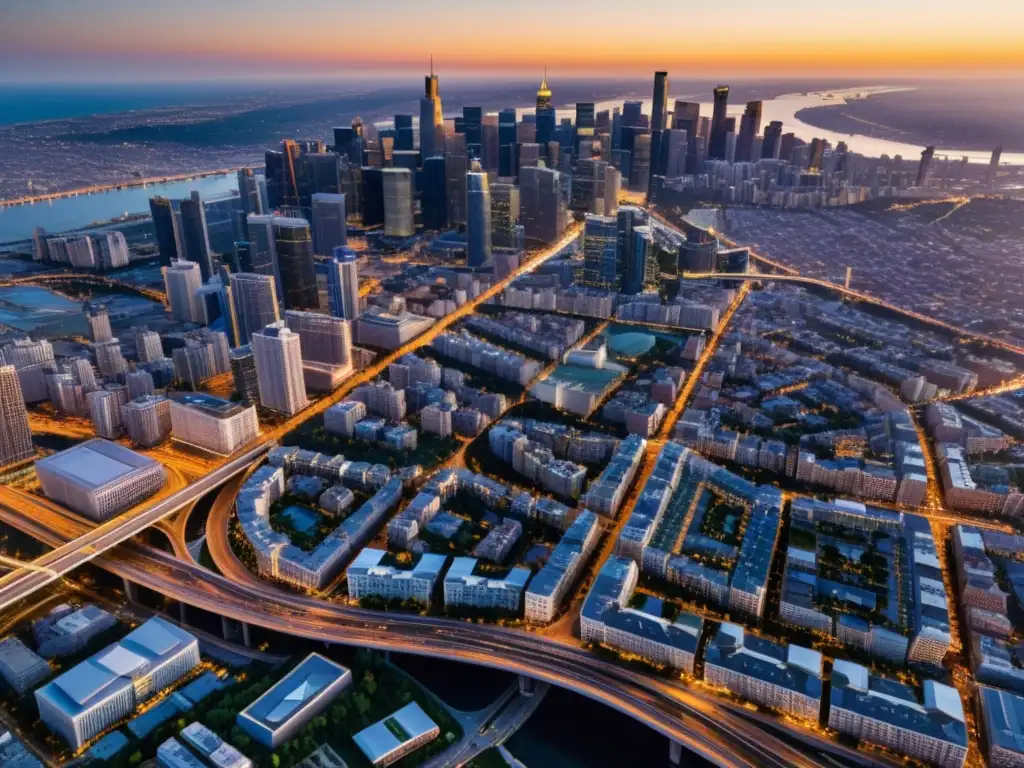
[0,272,167,302]
[0,495,885,768]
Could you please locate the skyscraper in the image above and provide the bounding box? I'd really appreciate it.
[620,207,653,294]
[87,389,124,439]
[520,165,564,246]
[382,168,415,238]
[135,329,164,363]
[237,168,264,216]
[148,196,179,265]
[709,85,730,160]
[575,102,596,154]
[251,322,308,415]
[917,146,936,187]
[202,193,244,257]
[230,346,260,407]
[535,107,557,156]
[581,214,618,288]
[421,156,447,230]
[629,134,652,194]
[736,101,763,163]
[246,215,317,310]
[536,69,552,110]
[466,167,492,268]
[762,121,784,159]
[651,72,669,133]
[462,106,483,159]
[361,167,385,227]
[87,306,113,342]
[986,146,1003,186]
[498,109,518,177]
[394,114,414,151]
[327,246,360,320]
[0,365,33,468]
[311,193,347,255]
[230,272,280,345]
[445,134,469,226]
[284,310,351,367]
[491,183,520,249]
[92,339,128,380]
[178,191,214,281]
[162,259,203,324]
[420,59,443,159]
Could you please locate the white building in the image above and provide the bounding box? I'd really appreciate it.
[168,393,259,455]
[443,557,531,612]
[525,510,599,623]
[346,549,447,606]
[36,618,199,749]
[121,395,171,447]
[162,259,203,323]
[353,702,439,767]
[252,322,308,415]
[180,722,252,768]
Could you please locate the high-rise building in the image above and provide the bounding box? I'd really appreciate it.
[421,155,447,231]
[162,259,203,324]
[520,165,564,246]
[709,85,730,160]
[202,193,244,257]
[230,346,260,407]
[917,146,936,187]
[762,121,783,159]
[420,59,443,159]
[134,329,164,363]
[327,246,360,320]
[603,166,621,217]
[629,134,652,194]
[466,167,492,268]
[121,395,171,448]
[178,191,214,281]
[230,272,280,344]
[360,167,385,227]
[462,105,483,159]
[491,183,520,249]
[986,145,1002,186]
[273,217,317,310]
[66,356,97,389]
[445,134,468,226]
[92,339,128,380]
[736,101,763,163]
[237,168,264,216]
[624,223,655,295]
[536,69,552,110]
[284,310,351,367]
[101,232,129,269]
[251,322,308,415]
[148,196,179,265]
[311,193,347,255]
[125,369,155,400]
[651,71,669,132]
[382,168,415,238]
[581,214,618,289]
[87,389,124,439]
[0,366,32,468]
[498,108,518,177]
[809,138,828,171]
[86,306,113,342]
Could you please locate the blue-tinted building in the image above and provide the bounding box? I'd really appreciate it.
[421,156,447,231]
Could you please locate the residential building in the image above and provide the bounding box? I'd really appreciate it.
[121,395,171,447]
[346,549,447,606]
[252,322,308,415]
[443,557,531,611]
[0,365,33,468]
[168,392,259,455]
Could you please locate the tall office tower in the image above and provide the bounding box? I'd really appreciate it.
[661,129,688,177]
[148,196,179,265]
[986,146,1003,186]
[92,339,128,379]
[536,107,557,156]
[0,366,33,468]
[603,166,621,217]
[266,139,302,210]
[709,85,730,160]
[619,207,653,294]
[724,121,737,165]
[575,102,596,153]
[134,329,164,363]
[67,356,97,389]
[917,146,936,187]
[327,246,360,320]
[679,226,718,273]
[202,193,244,256]
[87,306,113,342]
[581,214,618,288]
[445,134,469,226]
[651,71,669,133]
[672,101,701,173]
[622,100,643,128]
[87,389,124,439]
[310,193,347,255]
[33,226,50,263]
[247,216,317,310]
[162,259,203,323]
[251,322,308,415]
[466,167,492,268]
[629,134,652,194]
[517,143,542,180]
[482,115,499,172]
[361,167,385,227]
[520,165,564,246]
[762,121,783,159]
[101,232,130,269]
[232,241,251,272]
[393,114,414,151]
[178,191,214,280]
[230,345,261,406]
[536,69,552,110]
[498,109,518,177]
[570,158,604,214]
[490,183,520,248]
[462,106,483,159]
[230,273,279,345]
[421,156,447,230]
[736,101,763,164]
[779,133,802,163]
[382,168,415,238]
[121,395,171,447]
[125,369,155,400]
[420,59,443,159]
[284,310,351,367]
[808,138,828,171]
[237,168,264,216]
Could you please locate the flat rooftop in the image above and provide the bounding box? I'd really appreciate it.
[35,439,160,490]
[169,392,248,419]
[239,653,349,730]
[353,701,438,764]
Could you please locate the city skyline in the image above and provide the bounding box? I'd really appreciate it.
[2,0,1024,82]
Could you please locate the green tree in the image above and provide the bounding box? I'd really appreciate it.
[128,751,142,766]
[362,671,378,696]
[270,755,281,768]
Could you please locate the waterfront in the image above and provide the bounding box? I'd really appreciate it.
[0,172,240,244]
[0,282,162,335]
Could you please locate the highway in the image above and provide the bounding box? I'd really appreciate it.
[0,441,272,611]
[0,495,881,768]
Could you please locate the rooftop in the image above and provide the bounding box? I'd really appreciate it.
[35,439,161,491]
[169,392,249,419]
[353,702,438,764]
[239,653,350,730]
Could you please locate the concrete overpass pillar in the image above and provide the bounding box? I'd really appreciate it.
[221,616,231,641]
[518,675,538,697]
[241,622,252,649]
[178,602,188,626]
[121,578,139,603]
[668,740,683,766]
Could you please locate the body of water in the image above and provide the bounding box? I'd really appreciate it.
[280,504,322,535]
[0,285,83,330]
[0,173,240,244]
[546,365,622,393]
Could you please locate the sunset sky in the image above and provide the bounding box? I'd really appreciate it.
[2,0,1023,82]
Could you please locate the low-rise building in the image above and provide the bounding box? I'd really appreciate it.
[0,637,50,695]
[524,510,600,624]
[180,721,252,768]
[32,604,118,659]
[347,550,447,606]
[978,686,1024,768]
[236,654,352,749]
[443,557,531,612]
[829,659,967,768]
[353,702,440,767]
[157,737,206,768]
